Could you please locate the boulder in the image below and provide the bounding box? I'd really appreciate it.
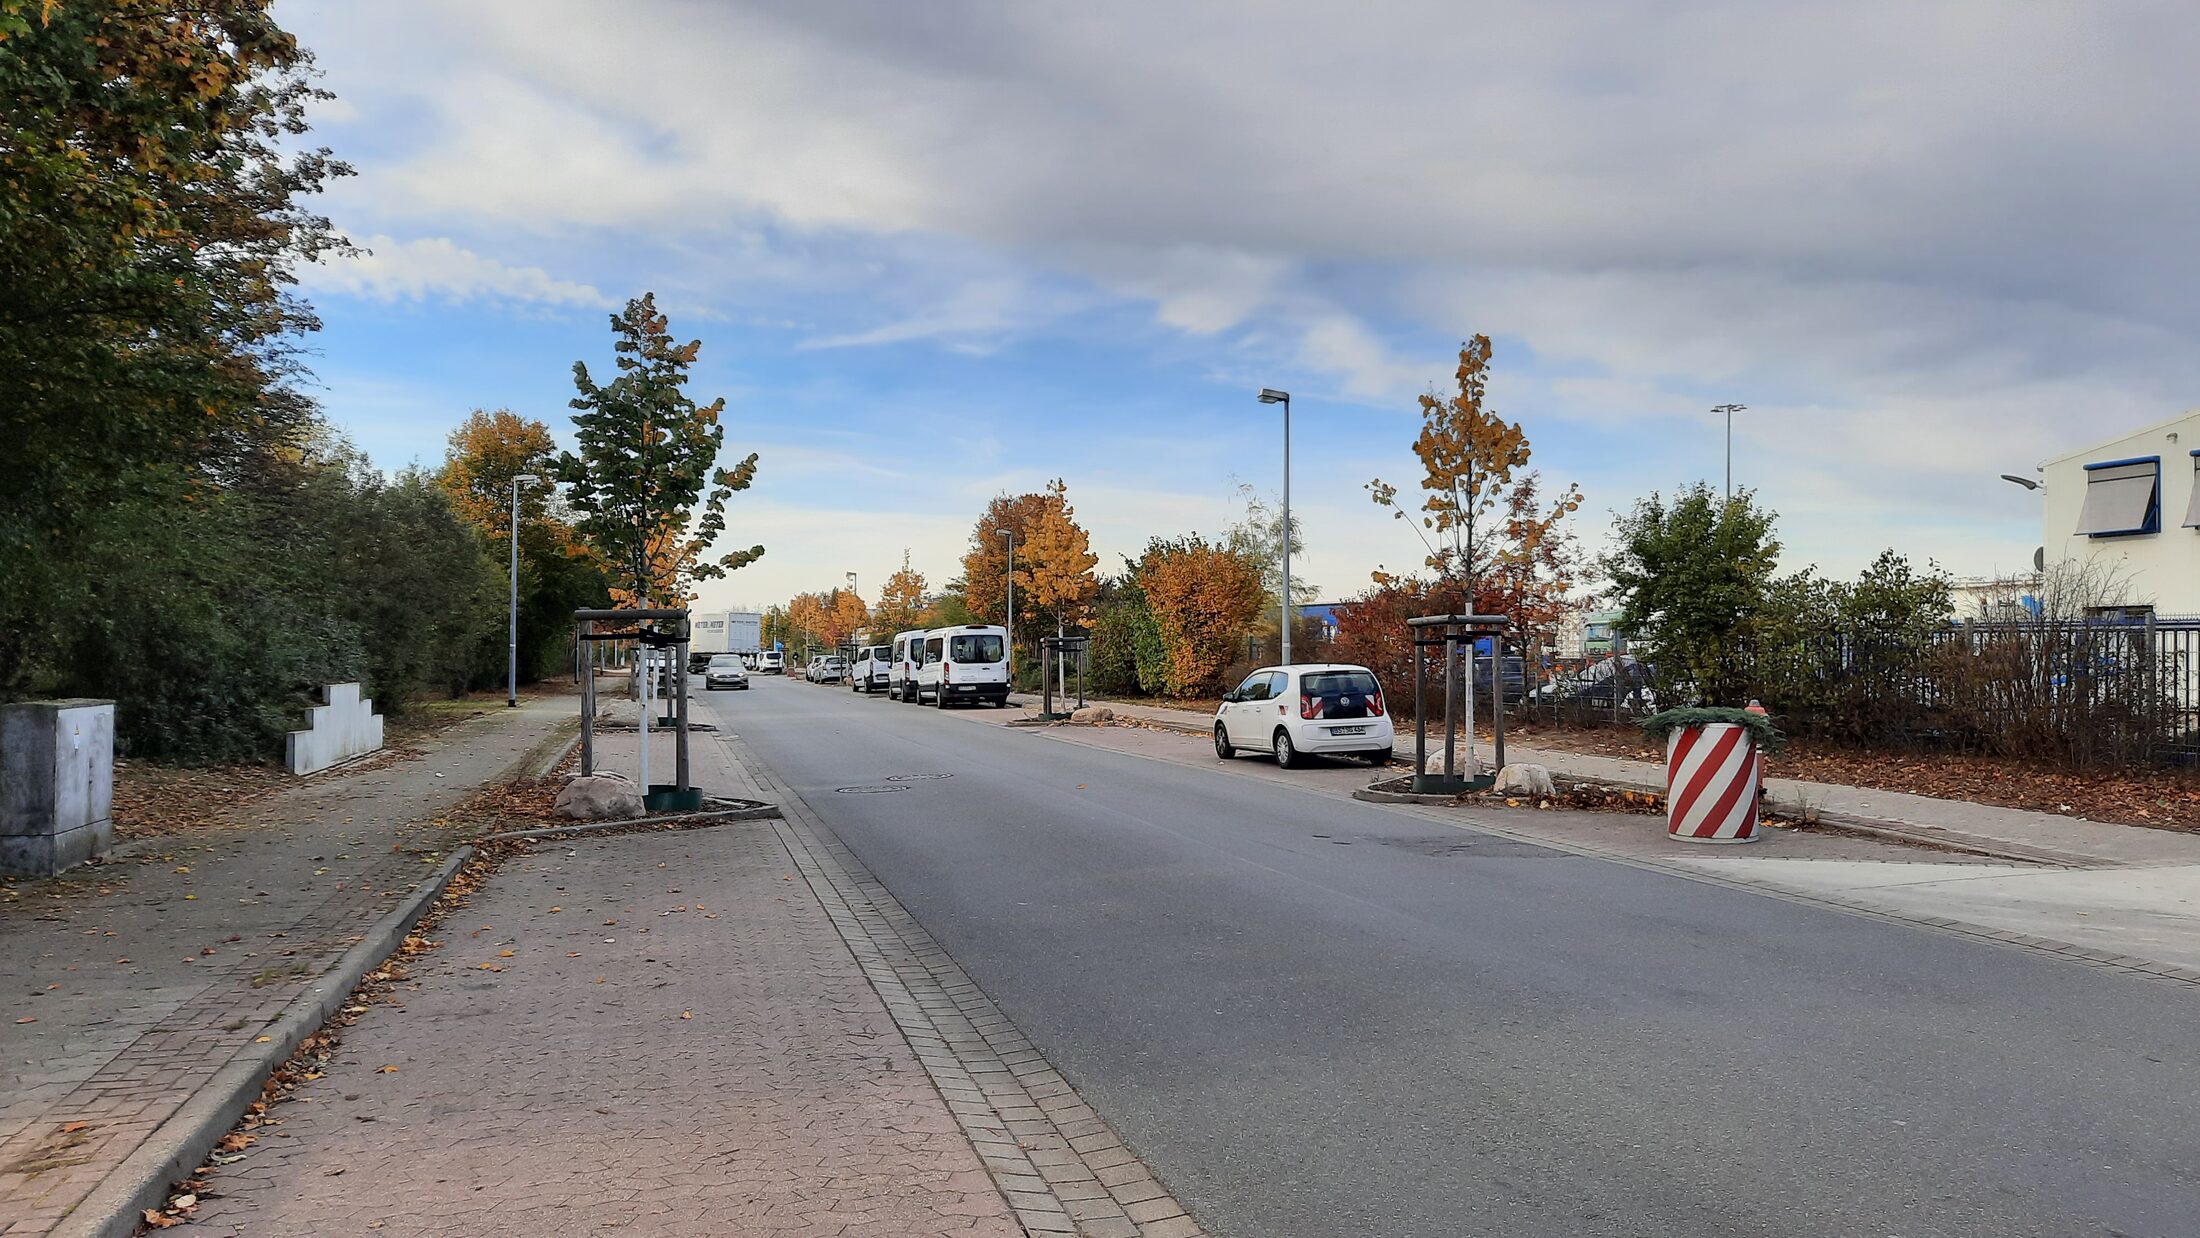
[553,772,644,820]
[1070,706,1115,724]
[1493,763,1555,797]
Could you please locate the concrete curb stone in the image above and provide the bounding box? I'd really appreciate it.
[51,848,473,1238]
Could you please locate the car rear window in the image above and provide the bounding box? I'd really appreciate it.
[1300,671,1379,697]
[949,634,1005,663]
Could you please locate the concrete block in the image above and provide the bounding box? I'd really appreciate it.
[286,683,384,775]
[1,699,116,876]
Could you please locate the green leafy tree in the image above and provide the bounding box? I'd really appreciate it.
[0,0,350,694]
[1600,483,1782,704]
[556,293,761,608]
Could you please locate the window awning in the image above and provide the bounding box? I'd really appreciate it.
[2075,458,2159,537]
[2184,455,2200,528]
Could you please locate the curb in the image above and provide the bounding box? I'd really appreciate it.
[52,848,475,1238]
[482,804,781,845]
[534,728,583,779]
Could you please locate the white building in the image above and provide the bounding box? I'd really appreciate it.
[2036,408,2200,616]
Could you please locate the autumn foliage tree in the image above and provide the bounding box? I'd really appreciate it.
[556,293,762,608]
[779,588,869,652]
[873,551,929,634]
[961,491,1053,638]
[1367,335,1582,639]
[1017,480,1100,634]
[1138,537,1266,697]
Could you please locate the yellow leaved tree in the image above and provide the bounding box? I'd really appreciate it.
[1016,479,1100,636]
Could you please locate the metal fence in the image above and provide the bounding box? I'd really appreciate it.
[1513,616,2200,768]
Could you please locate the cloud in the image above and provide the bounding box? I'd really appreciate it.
[303,234,611,309]
[279,0,2200,583]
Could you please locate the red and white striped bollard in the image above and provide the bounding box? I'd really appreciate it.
[1665,722,1762,843]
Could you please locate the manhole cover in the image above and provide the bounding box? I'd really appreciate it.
[834,785,908,794]
[885,772,955,782]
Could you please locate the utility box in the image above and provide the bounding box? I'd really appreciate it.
[1,699,116,876]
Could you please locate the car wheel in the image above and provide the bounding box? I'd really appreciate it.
[1273,729,1300,769]
[937,683,950,709]
[1213,724,1235,760]
[1366,747,1393,766]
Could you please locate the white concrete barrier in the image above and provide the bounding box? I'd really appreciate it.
[287,683,384,775]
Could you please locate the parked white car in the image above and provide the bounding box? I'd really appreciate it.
[889,628,928,702]
[850,644,892,694]
[703,654,749,691]
[1213,663,1394,768]
[758,649,785,674]
[808,655,845,684]
[914,624,1011,708]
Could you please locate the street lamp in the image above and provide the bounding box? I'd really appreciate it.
[507,473,543,707]
[1712,403,1747,502]
[1258,388,1293,666]
[2000,474,2041,491]
[999,528,1015,675]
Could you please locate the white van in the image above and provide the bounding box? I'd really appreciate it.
[889,629,928,702]
[850,644,892,694]
[914,624,1011,708]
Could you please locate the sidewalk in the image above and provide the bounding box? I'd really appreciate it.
[1026,693,2200,868]
[0,695,574,1235]
[180,705,1204,1237]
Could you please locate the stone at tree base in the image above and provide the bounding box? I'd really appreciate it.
[1070,706,1114,724]
[1494,763,1556,797]
[553,772,644,820]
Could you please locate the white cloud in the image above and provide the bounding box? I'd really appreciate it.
[303,234,611,308]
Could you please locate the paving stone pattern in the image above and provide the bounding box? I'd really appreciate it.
[0,699,572,1234]
[729,740,1208,1238]
[188,824,1024,1237]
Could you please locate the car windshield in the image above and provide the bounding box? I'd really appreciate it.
[1300,671,1379,698]
[708,657,740,668]
[949,634,1005,663]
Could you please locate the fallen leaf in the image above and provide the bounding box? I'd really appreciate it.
[142,1208,180,1229]
[679,1010,693,1020]
[378,1065,398,1073]
[15,1016,34,1024]
[254,1035,272,1043]
[498,949,515,958]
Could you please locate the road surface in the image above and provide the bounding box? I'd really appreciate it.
[704,675,2200,1238]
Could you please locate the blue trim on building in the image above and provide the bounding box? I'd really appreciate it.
[2085,454,2161,538]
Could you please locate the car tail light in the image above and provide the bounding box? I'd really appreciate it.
[1368,690,1385,716]
[943,662,953,684]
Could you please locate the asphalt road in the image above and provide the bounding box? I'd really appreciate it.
[704,676,2200,1238]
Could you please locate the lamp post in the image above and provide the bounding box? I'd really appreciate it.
[1712,403,1747,502]
[1258,388,1293,666]
[999,528,1015,677]
[1999,474,2041,491]
[507,472,542,707]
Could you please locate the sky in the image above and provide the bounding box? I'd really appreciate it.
[274,0,2200,614]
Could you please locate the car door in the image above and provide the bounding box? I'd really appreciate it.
[1224,670,1271,744]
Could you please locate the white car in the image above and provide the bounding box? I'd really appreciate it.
[758,649,785,674]
[1213,663,1394,768]
[850,644,892,694]
[703,654,749,691]
[812,655,846,684]
[914,624,1011,708]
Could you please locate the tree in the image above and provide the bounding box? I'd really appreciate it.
[1600,482,1782,704]
[1367,336,1582,637]
[1138,537,1267,697]
[1017,480,1100,634]
[874,551,929,634]
[439,410,558,534]
[1222,482,1316,647]
[962,491,1052,627]
[556,293,762,609]
[0,0,349,694]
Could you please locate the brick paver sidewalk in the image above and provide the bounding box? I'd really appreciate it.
[0,696,574,1234]
[188,820,1024,1237]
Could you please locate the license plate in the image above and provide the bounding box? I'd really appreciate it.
[1330,725,1368,736]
